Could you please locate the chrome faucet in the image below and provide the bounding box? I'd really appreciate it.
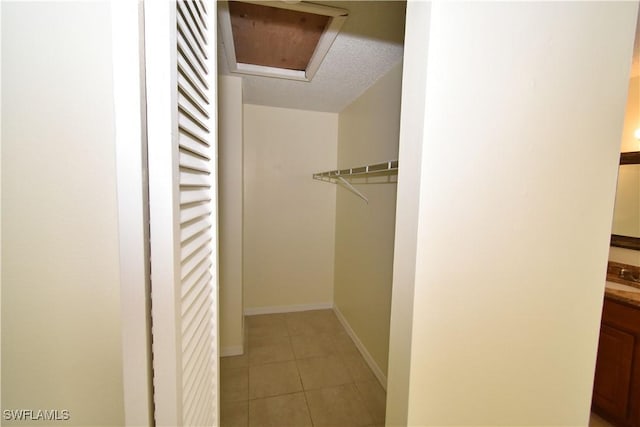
[619,268,640,283]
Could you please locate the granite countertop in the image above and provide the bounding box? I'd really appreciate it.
[605,279,640,308]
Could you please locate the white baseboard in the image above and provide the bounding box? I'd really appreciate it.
[333,305,387,390]
[240,302,387,389]
[244,302,334,316]
[220,345,244,357]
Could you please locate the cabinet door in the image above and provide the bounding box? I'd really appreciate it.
[593,324,635,423]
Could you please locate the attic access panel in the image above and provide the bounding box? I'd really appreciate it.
[218,1,348,81]
[230,2,329,71]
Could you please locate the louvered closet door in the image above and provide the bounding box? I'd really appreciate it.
[145,1,218,426]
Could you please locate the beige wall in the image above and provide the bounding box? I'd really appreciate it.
[609,76,640,266]
[333,62,402,381]
[385,3,431,424]
[609,245,640,266]
[218,76,245,354]
[388,2,637,425]
[620,76,640,153]
[611,164,640,237]
[243,105,337,311]
[1,2,125,425]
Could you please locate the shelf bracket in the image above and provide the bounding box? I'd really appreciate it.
[337,176,368,204]
[312,159,397,203]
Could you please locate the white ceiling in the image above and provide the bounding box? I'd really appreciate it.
[217,1,407,113]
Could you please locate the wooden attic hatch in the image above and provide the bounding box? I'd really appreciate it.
[218,1,348,81]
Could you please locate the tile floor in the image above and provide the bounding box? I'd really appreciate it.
[220,309,386,427]
[221,309,610,427]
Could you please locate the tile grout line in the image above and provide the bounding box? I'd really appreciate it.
[296,358,316,427]
[246,321,251,427]
[330,314,379,426]
[239,310,382,427]
[286,312,316,427]
[353,379,379,425]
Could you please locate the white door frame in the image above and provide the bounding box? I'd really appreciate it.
[110,0,154,425]
[144,0,183,423]
[112,0,220,425]
[111,1,220,425]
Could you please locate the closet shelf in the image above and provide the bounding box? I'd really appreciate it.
[312,160,398,181]
[312,160,398,204]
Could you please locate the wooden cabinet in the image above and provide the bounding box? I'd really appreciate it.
[592,298,640,426]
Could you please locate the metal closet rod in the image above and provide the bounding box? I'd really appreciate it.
[312,160,398,179]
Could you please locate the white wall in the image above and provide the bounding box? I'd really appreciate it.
[333,62,402,382]
[2,2,125,425]
[388,2,637,425]
[218,76,244,354]
[243,105,338,312]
